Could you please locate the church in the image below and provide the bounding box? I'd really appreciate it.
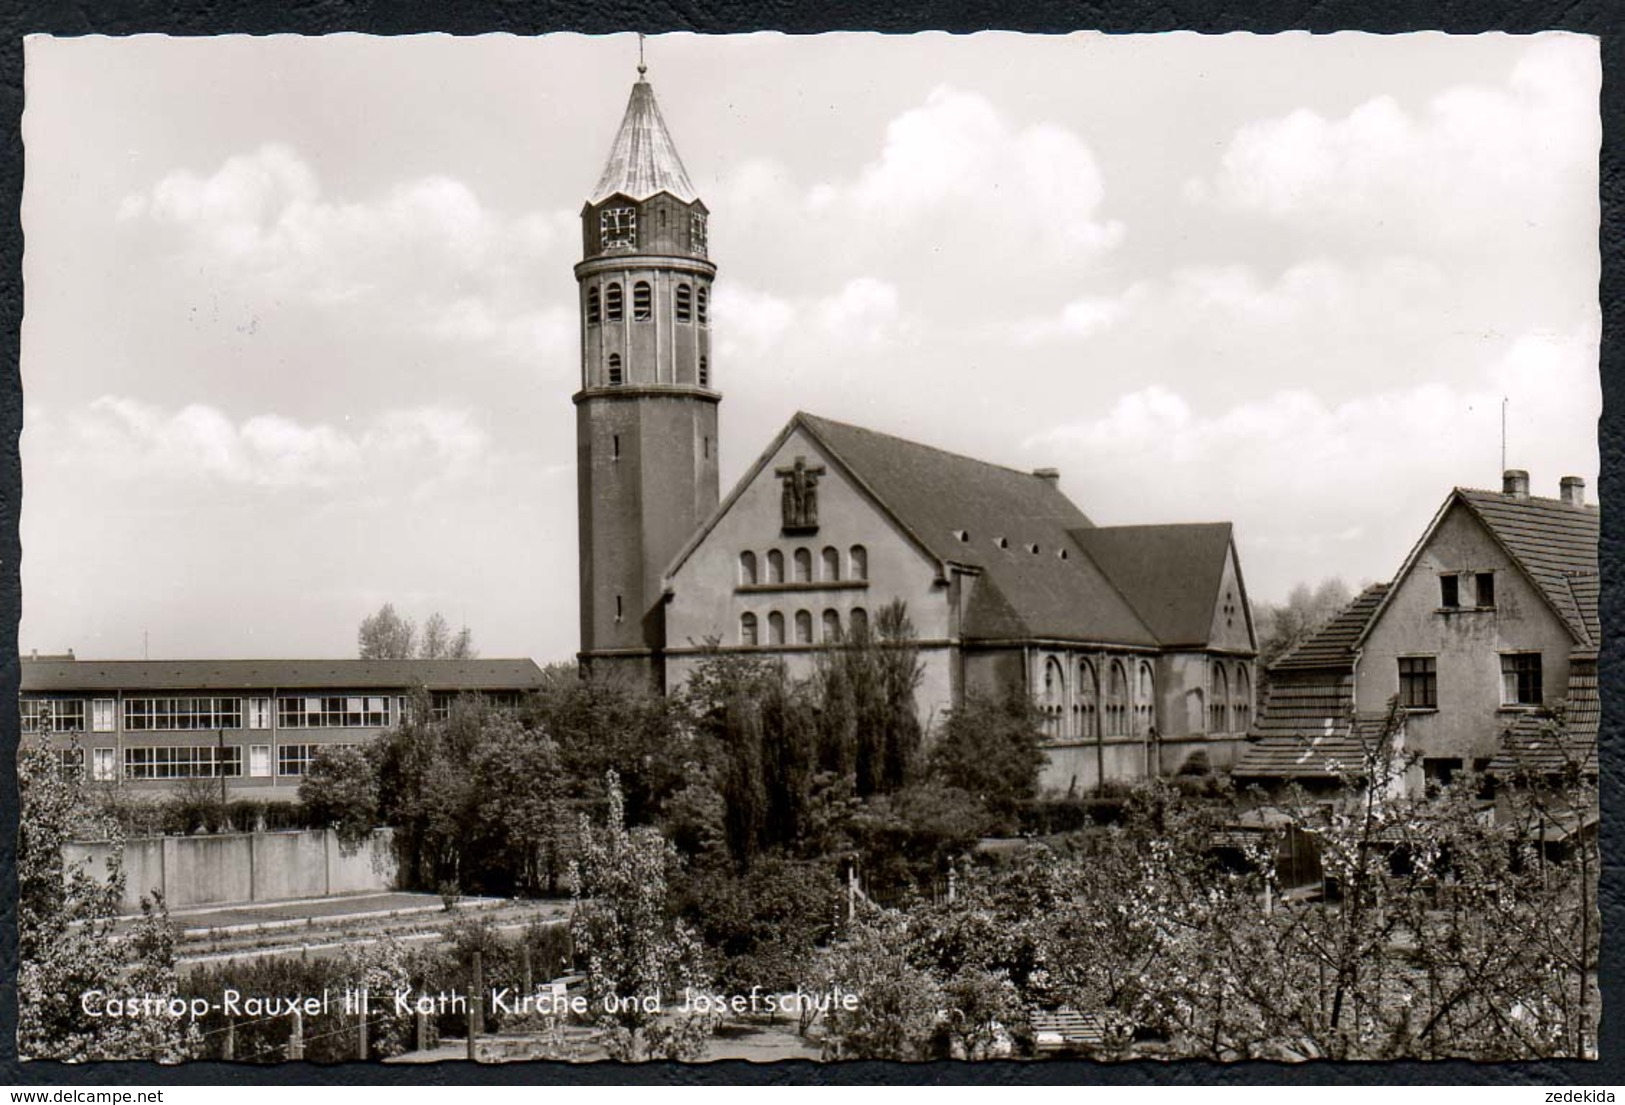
[573,69,1258,792]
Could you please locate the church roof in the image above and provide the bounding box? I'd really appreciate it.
[589,76,699,204]
[1069,524,1240,649]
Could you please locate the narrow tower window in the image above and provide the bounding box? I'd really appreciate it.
[607,354,623,386]
[605,283,624,322]
[676,284,692,323]
[615,595,624,623]
[587,286,601,325]
[696,286,709,326]
[612,434,621,460]
[699,356,710,388]
[633,281,652,321]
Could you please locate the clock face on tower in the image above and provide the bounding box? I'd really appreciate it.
[690,212,707,256]
[600,205,637,249]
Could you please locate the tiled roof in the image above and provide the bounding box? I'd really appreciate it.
[1487,661,1599,777]
[1234,708,1396,779]
[1069,524,1238,648]
[797,415,1236,648]
[589,77,699,204]
[19,658,546,694]
[1273,584,1390,672]
[1456,490,1599,646]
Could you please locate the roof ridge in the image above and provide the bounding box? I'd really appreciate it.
[797,412,1057,484]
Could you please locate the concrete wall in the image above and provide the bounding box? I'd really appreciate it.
[63,828,397,913]
[1357,500,1575,767]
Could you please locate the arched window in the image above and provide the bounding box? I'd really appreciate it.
[676,284,692,323]
[794,610,813,644]
[739,551,758,586]
[766,549,784,584]
[822,609,841,642]
[1210,662,1230,734]
[698,356,710,388]
[1234,664,1252,732]
[768,611,785,645]
[1106,662,1128,737]
[605,282,623,322]
[821,547,841,581]
[1136,661,1156,735]
[1075,659,1098,739]
[633,281,652,321]
[849,545,868,580]
[849,607,868,639]
[607,353,623,386]
[696,286,709,325]
[1042,657,1065,741]
[794,548,812,583]
[587,286,601,325]
[740,613,758,647]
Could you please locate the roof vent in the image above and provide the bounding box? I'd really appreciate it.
[1032,467,1060,482]
[1027,543,1040,555]
[1057,548,1069,560]
[1560,475,1586,506]
[953,529,969,543]
[1502,469,1530,499]
[995,537,1009,549]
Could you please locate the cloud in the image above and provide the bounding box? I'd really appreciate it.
[814,277,903,347]
[119,144,577,360]
[63,397,489,490]
[1186,36,1599,249]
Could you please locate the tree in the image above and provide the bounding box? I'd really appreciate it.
[927,687,1046,817]
[1254,577,1354,668]
[299,745,380,850]
[358,602,416,659]
[816,599,925,797]
[570,772,717,1061]
[818,912,942,1060]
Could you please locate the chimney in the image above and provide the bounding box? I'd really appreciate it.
[1560,475,1586,506]
[1502,469,1530,499]
[1033,467,1060,483]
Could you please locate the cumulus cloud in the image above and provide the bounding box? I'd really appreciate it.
[119,144,577,360]
[1186,36,1599,248]
[63,397,488,490]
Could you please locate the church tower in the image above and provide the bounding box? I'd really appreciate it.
[575,65,719,687]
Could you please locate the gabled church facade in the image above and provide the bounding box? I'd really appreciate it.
[574,70,1257,792]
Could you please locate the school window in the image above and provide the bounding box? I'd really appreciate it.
[247,698,271,730]
[676,284,692,323]
[248,745,272,778]
[1500,653,1542,706]
[275,696,390,729]
[56,749,85,779]
[1440,573,1459,608]
[633,281,652,321]
[1398,656,1437,709]
[1475,571,1495,608]
[91,747,117,782]
[124,697,241,732]
[91,699,116,733]
[125,745,243,780]
[21,698,86,733]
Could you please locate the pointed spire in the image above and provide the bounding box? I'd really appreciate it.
[589,67,699,205]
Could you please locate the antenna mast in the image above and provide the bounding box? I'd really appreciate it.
[1501,396,1508,472]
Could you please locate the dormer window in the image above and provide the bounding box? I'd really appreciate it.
[691,212,707,255]
[633,281,652,321]
[601,205,636,249]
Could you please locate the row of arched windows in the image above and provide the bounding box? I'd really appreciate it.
[1208,660,1253,734]
[739,545,867,586]
[740,607,868,646]
[602,353,706,388]
[587,282,708,326]
[1040,656,1156,742]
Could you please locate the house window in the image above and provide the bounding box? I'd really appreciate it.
[822,609,841,643]
[1399,656,1437,709]
[676,284,692,323]
[740,613,759,647]
[1440,573,1459,608]
[275,697,390,729]
[1423,757,1463,792]
[691,213,707,255]
[91,747,116,782]
[605,283,624,322]
[22,698,86,733]
[1105,662,1128,737]
[768,611,786,645]
[1076,660,1098,739]
[124,697,241,732]
[821,546,841,582]
[766,549,785,584]
[795,610,813,644]
[1501,653,1542,706]
[600,205,636,248]
[247,698,271,730]
[1476,572,1495,608]
[698,356,709,388]
[248,745,271,778]
[587,286,601,325]
[633,281,652,321]
[794,548,812,583]
[1209,663,1229,733]
[1233,665,1252,731]
[91,699,115,733]
[739,551,758,586]
[696,287,708,325]
[607,354,624,386]
[849,545,868,580]
[126,745,243,780]
[849,607,868,638]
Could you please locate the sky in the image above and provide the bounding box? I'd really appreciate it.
[19,32,1601,663]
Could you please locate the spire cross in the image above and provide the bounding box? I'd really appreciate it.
[637,33,647,77]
